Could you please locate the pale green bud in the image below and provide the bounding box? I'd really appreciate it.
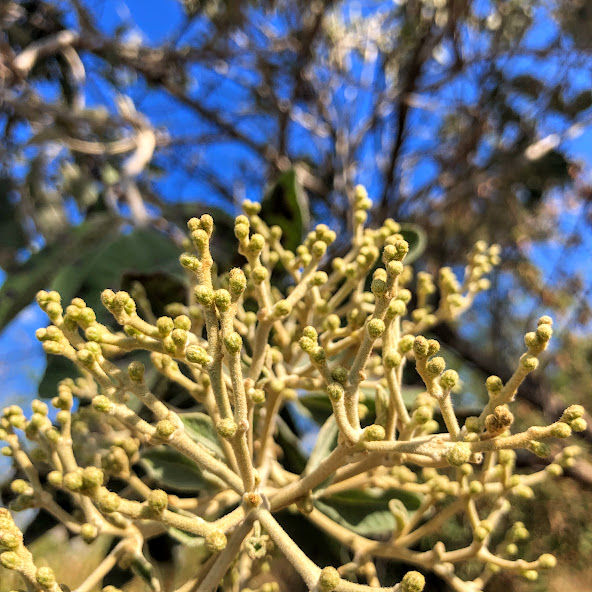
[92,395,112,413]
[0,551,22,570]
[562,405,585,422]
[364,424,385,441]
[426,356,446,377]
[326,383,344,402]
[398,334,415,353]
[520,354,539,371]
[538,553,557,569]
[570,418,587,432]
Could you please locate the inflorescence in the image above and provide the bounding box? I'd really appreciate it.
[0,186,586,592]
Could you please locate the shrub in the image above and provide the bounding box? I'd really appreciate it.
[0,190,586,592]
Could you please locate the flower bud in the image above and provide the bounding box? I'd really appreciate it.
[205,530,227,553]
[364,424,385,441]
[147,489,168,514]
[446,443,472,466]
[81,523,98,543]
[570,418,587,432]
[35,566,56,587]
[195,286,214,307]
[367,318,385,338]
[224,332,243,354]
[216,418,237,438]
[485,375,503,393]
[0,551,22,570]
[551,423,571,438]
[318,566,340,590]
[400,571,425,592]
[92,395,113,414]
[562,405,585,422]
[326,383,344,402]
[426,356,446,377]
[272,300,292,318]
[331,366,348,383]
[155,419,176,439]
[96,488,120,513]
[186,345,212,366]
[413,336,429,358]
[520,354,539,371]
[128,361,145,383]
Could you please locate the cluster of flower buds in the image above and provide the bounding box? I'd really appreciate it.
[0,190,586,592]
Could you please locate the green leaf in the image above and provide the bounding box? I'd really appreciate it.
[179,412,225,459]
[260,169,309,252]
[140,447,219,493]
[51,227,184,318]
[399,223,427,265]
[315,488,423,537]
[0,213,118,332]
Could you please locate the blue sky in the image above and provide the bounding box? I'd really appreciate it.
[2,0,592,419]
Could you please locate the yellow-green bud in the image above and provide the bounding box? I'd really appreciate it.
[205,530,227,553]
[251,266,269,284]
[311,271,328,286]
[147,489,168,514]
[522,570,538,581]
[0,551,22,570]
[179,252,200,272]
[35,566,56,587]
[81,523,98,543]
[446,443,472,466]
[485,375,503,393]
[82,466,104,489]
[318,566,340,590]
[227,269,247,296]
[529,441,551,458]
[469,480,484,495]
[364,424,386,441]
[439,369,458,390]
[63,471,84,492]
[562,404,585,422]
[234,223,249,240]
[551,423,571,438]
[0,532,19,550]
[331,366,348,383]
[384,352,402,369]
[195,286,214,307]
[157,316,174,336]
[47,471,63,487]
[326,383,344,402]
[413,336,429,358]
[128,361,145,383]
[426,356,445,377]
[214,289,232,312]
[367,318,385,338]
[310,346,326,364]
[248,233,265,254]
[96,488,120,513]
[302,326,318,341]
[371,278,388,297]
[185,345,211,366]
[224,332,242,354]
[520,354,539,371]
[536,553,556,569]
[400,571,425,592]
[249,389,265,404]
[570,418,587,432]
[536,323,553,342]
[216,418,237,438]
[155,419,176,439]
[273,300,292,318]
[299,336,315,353]
[92,395,112,413]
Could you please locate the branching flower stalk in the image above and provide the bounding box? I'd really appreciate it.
[0,186,587,592]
